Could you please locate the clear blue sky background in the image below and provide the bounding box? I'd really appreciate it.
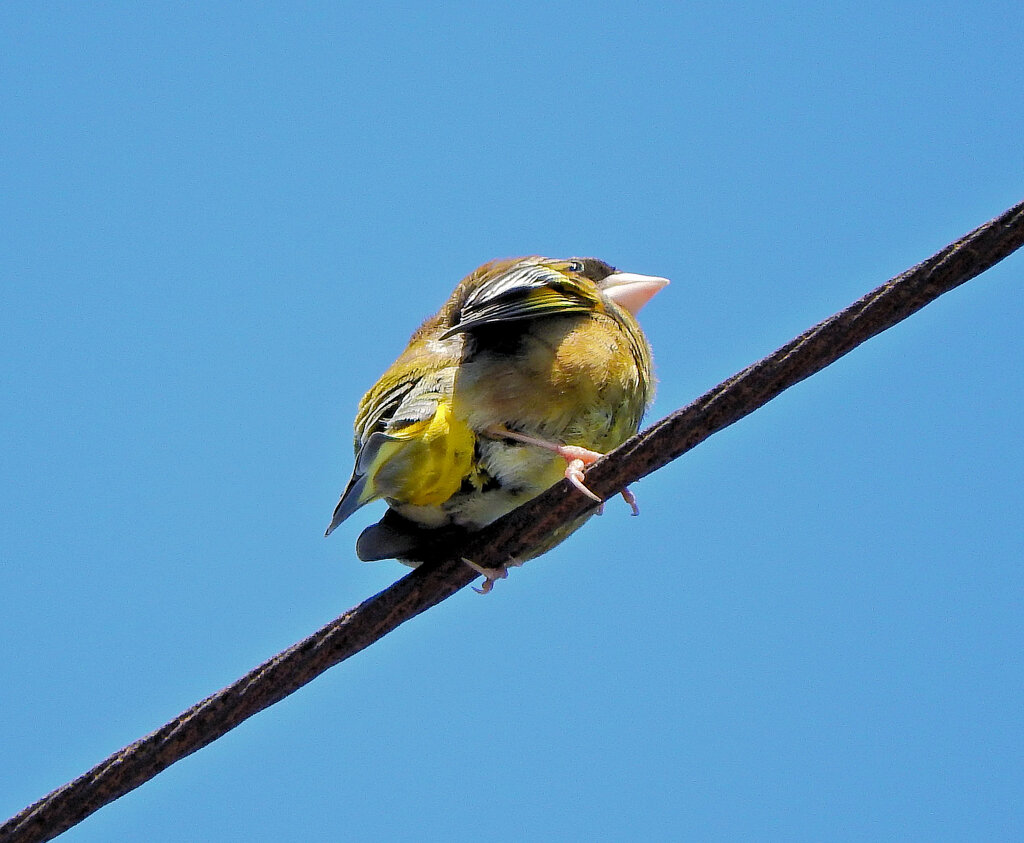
[2,3,1022,840]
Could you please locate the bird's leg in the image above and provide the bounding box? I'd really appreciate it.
[484,425,639,515]
[461,556,524,595]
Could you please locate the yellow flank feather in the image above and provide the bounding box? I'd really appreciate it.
[370,401,475,507]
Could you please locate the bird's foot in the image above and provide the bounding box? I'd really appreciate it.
[485,426,639,514]
[462,556,524,595]
[620,486,640,516]
[561,451,604,503]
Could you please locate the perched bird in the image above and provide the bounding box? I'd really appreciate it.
[326,256,667,590]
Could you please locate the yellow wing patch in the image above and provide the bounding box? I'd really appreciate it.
[369,401,476,507]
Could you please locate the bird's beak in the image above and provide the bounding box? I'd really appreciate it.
[602,272,670,315]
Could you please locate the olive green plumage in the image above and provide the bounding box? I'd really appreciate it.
[326,255,667,563]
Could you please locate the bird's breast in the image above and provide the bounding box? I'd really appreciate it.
[453,312,650,447]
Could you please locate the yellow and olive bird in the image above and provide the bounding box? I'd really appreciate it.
[326,256,668,590]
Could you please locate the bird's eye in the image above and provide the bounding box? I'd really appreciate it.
[567,260,584,273]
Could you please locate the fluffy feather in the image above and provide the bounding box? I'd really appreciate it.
[326,256,667,564]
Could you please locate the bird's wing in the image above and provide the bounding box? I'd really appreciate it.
[352,332,458,440]
[442,263,600,337]
[326,362,473,536]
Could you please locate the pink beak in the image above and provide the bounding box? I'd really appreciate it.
[602,272,670,315]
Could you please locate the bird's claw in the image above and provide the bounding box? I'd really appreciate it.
[565,457,603,504]
[484,425,640,514]
[565,454,639,516]
[462,556,523,595]
[620,486,640,516]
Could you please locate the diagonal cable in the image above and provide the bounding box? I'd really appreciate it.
[3,198,1023,843]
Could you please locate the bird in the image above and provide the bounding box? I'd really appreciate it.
[325,256,668,591]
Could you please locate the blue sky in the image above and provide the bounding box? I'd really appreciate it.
[2,2,1022,840]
